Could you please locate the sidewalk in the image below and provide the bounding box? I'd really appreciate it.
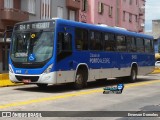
[0,73,22,87]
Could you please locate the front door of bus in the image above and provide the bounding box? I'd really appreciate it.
[56,26,74,83]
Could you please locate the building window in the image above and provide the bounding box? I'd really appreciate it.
[135,15,138,22]
[116,7,120,26]
[69,10,76,21]
[109,6,113,17]
[123,11,125,21]
[82,0,87,12]
[129,13,132,22]
[136,0,138,5]
[4,0,13,9]
[57,7,63,18]
[41,0,51,19]
[28,0,36,14]
[129,0,132,5]
[98,2,104,14]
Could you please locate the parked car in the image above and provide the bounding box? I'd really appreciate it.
[155,61,160,68]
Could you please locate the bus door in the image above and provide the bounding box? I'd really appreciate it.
[56,25,75,83]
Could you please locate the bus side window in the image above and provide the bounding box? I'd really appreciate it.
[104,33,116,51]
[57,32,72,53]
[75,28,88,50]
[136,38,144,53]
[116,35,126,52]
[126,36,136,52]
[145,39,152,53]
[90,31,103,51]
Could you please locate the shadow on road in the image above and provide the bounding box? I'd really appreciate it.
[13,76,157,93]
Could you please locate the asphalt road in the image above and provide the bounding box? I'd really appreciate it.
[0,74,160,120]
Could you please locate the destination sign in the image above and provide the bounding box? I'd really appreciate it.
[15,21,55,31]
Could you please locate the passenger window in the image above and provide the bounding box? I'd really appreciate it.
[90,31,102,50]
[75,28,88,50]
[145,39,151,53]
[104,33,116,51]
[126,36,136,52]
[136,38,144,53]
[116,35,126,51]
[57,32,72,53]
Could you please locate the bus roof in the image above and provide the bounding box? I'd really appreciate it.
[56,19,153,40]
[15,18,153,40]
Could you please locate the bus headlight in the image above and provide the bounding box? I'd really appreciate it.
[9,64,14,73]
[43,64,53,74]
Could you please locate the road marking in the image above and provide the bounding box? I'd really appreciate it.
[0,80,160,109]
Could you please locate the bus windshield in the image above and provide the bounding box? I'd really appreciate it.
[11,31,54,63]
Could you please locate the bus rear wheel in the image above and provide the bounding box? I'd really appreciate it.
[74,69,87,89]
[129,68,137,83]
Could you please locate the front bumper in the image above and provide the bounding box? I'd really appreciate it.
[9,72,57,84]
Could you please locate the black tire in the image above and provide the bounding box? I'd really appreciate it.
[36,83,48,89]
[74,69,87,89]
[129,67,137,83]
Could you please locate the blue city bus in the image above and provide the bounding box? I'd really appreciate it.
[9,18,155,89]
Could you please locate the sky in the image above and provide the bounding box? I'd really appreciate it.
[145,0,160,32]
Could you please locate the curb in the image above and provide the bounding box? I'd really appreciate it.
[0,74,23,87]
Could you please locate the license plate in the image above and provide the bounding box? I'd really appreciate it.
[22,79,31,83]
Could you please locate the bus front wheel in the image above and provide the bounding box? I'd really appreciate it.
[74,69,87,89]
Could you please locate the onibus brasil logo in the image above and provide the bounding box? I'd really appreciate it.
[103,84,124,94]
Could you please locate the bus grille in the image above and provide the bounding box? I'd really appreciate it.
[15,76,39,82]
